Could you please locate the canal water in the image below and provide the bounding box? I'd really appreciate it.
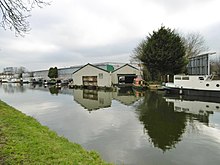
[1,83,220,165]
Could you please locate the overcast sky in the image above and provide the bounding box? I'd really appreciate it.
[1,0,220,71]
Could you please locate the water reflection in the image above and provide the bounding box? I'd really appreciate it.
[136,92,220,152]
[164,95,220,125]
[74,87,143,111]
[74,89,112,111]
[113,87,141,105]
[1,83,220,164]
[1,83,26,93]
[49,86,59,95]
[136,91,187,152]
[0,83,144,112]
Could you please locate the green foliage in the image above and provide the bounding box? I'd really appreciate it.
[49,86,59,95]
[0,100,110,165]
[48,67,58,79]
[134,26,187,81]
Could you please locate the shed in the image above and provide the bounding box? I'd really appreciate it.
[72,63,111,87]
[111,64,142,85]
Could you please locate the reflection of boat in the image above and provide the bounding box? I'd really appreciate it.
[164,95,220,119]
[21,78,31,83]
[132,76,148,91]
[164,95,220,125]
[165,75,220,97]
[1,79,9,83]
[9,78,21,83]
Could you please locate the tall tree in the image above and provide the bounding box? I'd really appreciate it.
[0,0,49,35]
[48,67,58,79]
[133,26,187,81]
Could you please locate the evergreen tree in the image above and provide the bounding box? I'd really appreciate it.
[133,26,187,81]
[48,67,58,79]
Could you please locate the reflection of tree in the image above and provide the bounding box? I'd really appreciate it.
[136,91,187,152]
[49,86,59,95]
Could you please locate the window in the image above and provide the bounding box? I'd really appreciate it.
[182,76,189,80]
[199,77,204,80]
[174,106,181,111]
[175,77,181,80]
[182,108,189,112]
[206,84,209,87]
[216,84,220,87]
[99,73,103,79]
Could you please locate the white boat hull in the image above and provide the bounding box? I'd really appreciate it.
[165,75,220,97]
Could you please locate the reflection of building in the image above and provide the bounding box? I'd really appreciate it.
[73,88,143,111]
[73,89,112,111]
[112,87,140,105]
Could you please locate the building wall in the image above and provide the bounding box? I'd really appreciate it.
[187,53,209,75]
[73,64,111,87]
[33,70,49,80]
[111,64,142,84]
[58,67,80,80]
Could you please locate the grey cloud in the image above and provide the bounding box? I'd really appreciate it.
[204,23,220,51]
[153,0,214,13]
[74,38,141,57]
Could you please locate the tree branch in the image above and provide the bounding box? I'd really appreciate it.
[0,0,50,36]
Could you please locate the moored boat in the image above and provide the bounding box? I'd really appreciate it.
[164,75,220,97]
[132,76,148,90]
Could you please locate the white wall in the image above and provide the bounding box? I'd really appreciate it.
[73,64,112,87]
[111,65,142,84]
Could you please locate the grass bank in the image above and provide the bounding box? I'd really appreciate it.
[0,100,110,164]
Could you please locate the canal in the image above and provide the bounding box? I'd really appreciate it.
[1,83,220,165]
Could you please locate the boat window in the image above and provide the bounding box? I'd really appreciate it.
[175,77,181,80]
[216,84,219,87]
[216,106,219,109]
[174,106,181,111]
[182,108,189,112]
[206,84,209,87]
[182,76,189,80]
[199,77,204,80]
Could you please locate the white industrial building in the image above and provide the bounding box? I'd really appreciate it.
[72,63,142,88]
[72,63,112,87]
[2,62,141,86]
[111,64,142,85]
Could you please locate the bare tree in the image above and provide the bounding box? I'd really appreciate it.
[0,0,49,36]
[181,32,209,58]
[210,55,220,76]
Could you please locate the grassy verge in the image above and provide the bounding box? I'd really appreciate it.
[0,100,110,164]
